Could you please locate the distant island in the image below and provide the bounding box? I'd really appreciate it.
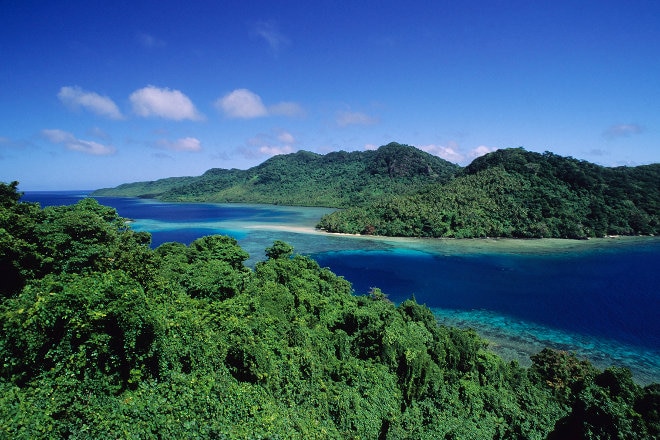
[93,143,660,240]
[92,142,460,206]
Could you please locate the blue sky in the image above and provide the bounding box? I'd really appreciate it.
[1,1,659,190]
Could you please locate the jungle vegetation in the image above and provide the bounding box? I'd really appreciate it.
[94,143,658,240]
[1,181,658,438]
[319,148,659,239]
[92,142,460,207]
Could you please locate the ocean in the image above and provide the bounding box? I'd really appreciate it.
[22,191,660,384]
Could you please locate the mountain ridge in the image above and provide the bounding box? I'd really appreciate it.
[92,142,460,207]
[319,147,660,239]
[93,143,659,239]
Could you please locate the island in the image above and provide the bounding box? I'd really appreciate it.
[94,143,659,240]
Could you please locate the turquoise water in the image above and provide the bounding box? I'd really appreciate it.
[312,243,660,385]
[313,245,660,347]
[23,192,660,384]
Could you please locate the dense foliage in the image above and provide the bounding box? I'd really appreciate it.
[1,181,658,438]
[95,144,658,239]
[319,148,660,239]
[92,143,460,207]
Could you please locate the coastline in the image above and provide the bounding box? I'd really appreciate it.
[244,222,659,255]
[86,195,658,256]
[432,307,659,386]
[22,194,660,386]
[247,223,659,386]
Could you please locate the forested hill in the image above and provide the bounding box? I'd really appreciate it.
[92,142,460,207]
[319,148,660,239]
[1,181,658,438]
[94,144,659,239]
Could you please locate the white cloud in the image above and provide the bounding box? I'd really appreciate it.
[468,145,498,159]
[58,86,123,119]
[336,110,378,127]
[364,144,378,151]
[42,129,71,144]
[216,89,268,118]
[241,129,297,158]
[42,129,116,155]
[419,143,464,163]
[156,137,202,152]
[130,85,203,120]
[603,123,644,138]
[277,131,295,144]
[420,143,498,164]
[215,89,303,119]
[259,145,294,156]
[251,21,289,54]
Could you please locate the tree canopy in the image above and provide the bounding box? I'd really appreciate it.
[318,148,659,239]
[2,181,657,438]
[94,144,658,239]
[92,142,460,207]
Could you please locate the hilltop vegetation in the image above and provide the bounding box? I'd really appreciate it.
[93,142,460,207]
[95,143,658,240]
[319,148,660,239]
[1,181,658,438]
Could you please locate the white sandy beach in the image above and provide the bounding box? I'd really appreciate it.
[243,222,659,255]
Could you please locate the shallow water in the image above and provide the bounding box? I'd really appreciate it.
[23,192,660,384]
[311,240,660,385]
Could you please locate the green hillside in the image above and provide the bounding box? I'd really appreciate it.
[92,142,460,207]
[1,181,658,438]
[319,148,660,239]
[94,144,659,239]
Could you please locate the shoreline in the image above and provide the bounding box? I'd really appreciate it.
[93,195,658,255]
[26,194,660,385]
[244,223,659,255]
[433,308,660,386]
[247,223,660,386]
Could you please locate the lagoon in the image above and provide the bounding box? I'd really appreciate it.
[23,191,660,384]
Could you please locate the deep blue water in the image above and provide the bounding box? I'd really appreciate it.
[23,191,321,247]
[313,247,660,349]
[21,191,660,383]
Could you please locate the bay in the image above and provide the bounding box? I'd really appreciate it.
[22,191,660,384]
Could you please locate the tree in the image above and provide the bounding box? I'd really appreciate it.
[265,240,294,260]
[1,186,656,438]
[188,235,249,269]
